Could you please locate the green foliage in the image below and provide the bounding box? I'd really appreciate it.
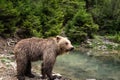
[91,0,120,34]
[106,32,120,43]
[39,0,64,37]
[0,0,20,37]
[0,0,64,38]
[22,15,42,37]
[0,0,99,44]
[0,21,4,34]
[65,8,98,43]
[115,45,120,50]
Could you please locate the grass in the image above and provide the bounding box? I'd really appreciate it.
[106,33,120,43]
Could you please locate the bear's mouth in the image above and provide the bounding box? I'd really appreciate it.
[66,47,74,52]
[70,47,74,51]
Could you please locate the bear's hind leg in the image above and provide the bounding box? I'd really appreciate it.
[25,60,35,78]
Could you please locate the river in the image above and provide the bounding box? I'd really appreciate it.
[53,50,120,80]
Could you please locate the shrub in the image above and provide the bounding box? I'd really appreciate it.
[65,9,98,43]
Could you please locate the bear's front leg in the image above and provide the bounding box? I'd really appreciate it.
[41,62,47,79]
[41,53,56,80]
[41,63,55,80]
[46,68,54,80]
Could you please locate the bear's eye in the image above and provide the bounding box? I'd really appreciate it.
[65,42,68,45]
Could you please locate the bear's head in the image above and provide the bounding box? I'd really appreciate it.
[56,36,74,54]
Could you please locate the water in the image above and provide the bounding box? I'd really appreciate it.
[54,50,120,80]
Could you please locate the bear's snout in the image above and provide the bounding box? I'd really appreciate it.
[67,47,74,51]
[70,47,74,51]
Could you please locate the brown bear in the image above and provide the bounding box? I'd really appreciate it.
[14,36,74,80]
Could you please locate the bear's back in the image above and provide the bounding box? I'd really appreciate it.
[14,37,58,61]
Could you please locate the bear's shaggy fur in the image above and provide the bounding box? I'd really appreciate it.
[14,36,74,80]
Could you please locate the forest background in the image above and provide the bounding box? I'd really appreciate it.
[0,0,120,44]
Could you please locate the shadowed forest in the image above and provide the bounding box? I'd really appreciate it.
[0,0,120,43]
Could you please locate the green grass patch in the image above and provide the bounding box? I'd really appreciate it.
[106,33,120,43]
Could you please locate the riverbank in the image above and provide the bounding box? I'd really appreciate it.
[76,36,120,64]
[0,36,120,80]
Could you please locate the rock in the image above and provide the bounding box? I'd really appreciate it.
[98,45,107,50]
[7,38,17,46]
[86,50,92,56]
[52,73,71,80]
[52,73,62,77]
[0,61,6,69]
[10,62,16,70]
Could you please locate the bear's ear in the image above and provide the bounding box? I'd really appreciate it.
[56,36,62,42]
